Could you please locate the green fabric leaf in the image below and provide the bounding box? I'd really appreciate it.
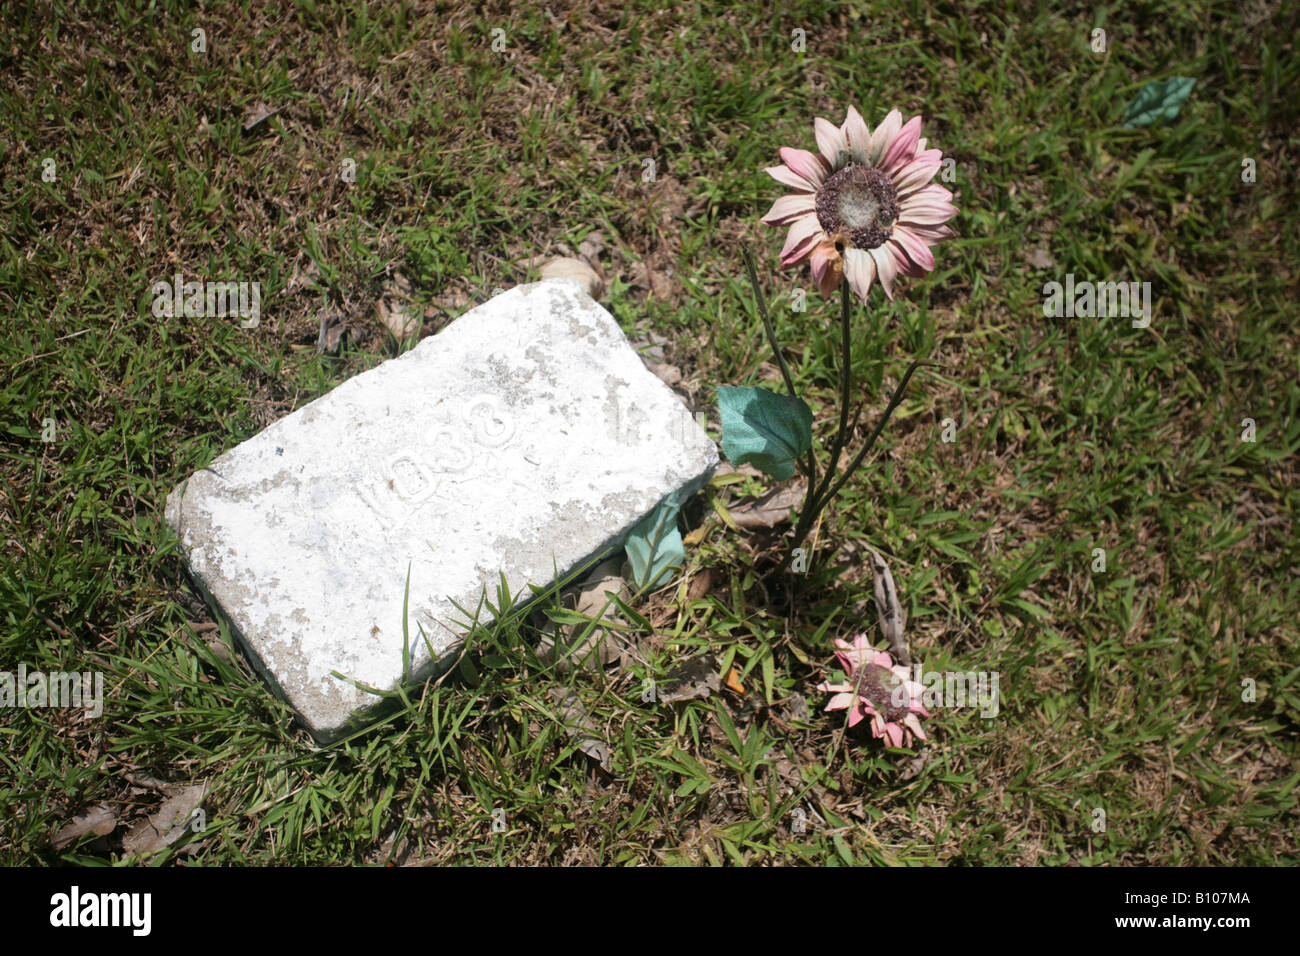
[1122,77,1196,128]
[717,385,813,481]
[625,492,685,590]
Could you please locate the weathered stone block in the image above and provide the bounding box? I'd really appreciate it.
[165,279,716,741]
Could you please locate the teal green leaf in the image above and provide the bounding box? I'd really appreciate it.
[625,492,685,590]
[1122,77,1196,128]
[717,385,813,481]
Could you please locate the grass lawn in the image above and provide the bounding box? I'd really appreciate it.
[1,0,1297,865]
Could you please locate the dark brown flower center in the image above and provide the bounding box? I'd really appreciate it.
[815,164,900,252]
[854,663,910,723]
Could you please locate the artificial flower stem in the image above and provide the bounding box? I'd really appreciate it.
[791,358,933,560]
[791,279,853,558]
[818,360,937,505]
[816,278,855,505]
[742,245,818,488]
[742,246,799,401]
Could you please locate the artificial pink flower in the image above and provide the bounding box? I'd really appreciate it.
[817,635,931,747]
[762,105,958,302]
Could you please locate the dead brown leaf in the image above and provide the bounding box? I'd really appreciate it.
[865,546,909,664]
[573,559,630,616]
[185,620,231,665]
[899,753,929,781]
[729,479,806,530]
[658,655,721,703]
[649,175,689,220]
[429,283,472,313]
[686,568,712,600]
[539,256,603,299]
[547,688,613,772]
[284,257,321,295]
[241,101,278,133]
[577,231,606,269]
[1026,248,1056,270]
[649,268,674,300]
[780,691,810,726]
[316,308,347,354]
[389,272,413,296]
[536,557,632,671]
[52,805,117,849]
[631,259,675,300]
[376,297,418,339]
[644,360,681,388]
[629,332,666,364]
[121,784,208,860]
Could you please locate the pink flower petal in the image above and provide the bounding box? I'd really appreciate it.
[880,115,923,175]
[842,105,872,159]
[908,183,953,205]
[897,196,959,226]
[904,713,928,740]
[890,241,920,277]
[868,244,899,299]
[824,692,856,712]
[867,108,902,165]
[902,678,927,699]
[892,149,944,198]
[895,221,955,243]
[847,705,865,728]
[884,721,904,748]
[849,635,873,656]
[895,257,927,280]
[761,194,816,226]
[834,635,874,671]
[843,248,876,301]
[809,242,838,293]
[814,116,846,167]
[779,216,824,264]
[764,164,815,192]
[872,651,894,668]
[778,147,827,190]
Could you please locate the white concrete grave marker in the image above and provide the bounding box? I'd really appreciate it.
[165,279,717,741]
